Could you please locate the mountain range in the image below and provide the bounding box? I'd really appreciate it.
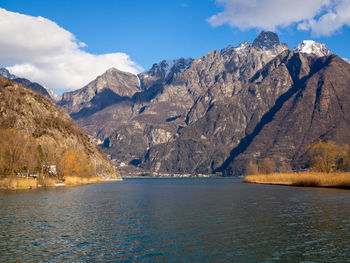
[2,31,350,176]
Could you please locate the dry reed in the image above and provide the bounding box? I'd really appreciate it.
[41,177,57,187]
[0,175,102,190]
[64,176,102,186]
[0,177,37,189]
[244,172,350,188]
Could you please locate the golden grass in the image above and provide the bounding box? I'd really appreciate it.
[64,176,102,186]
[0,175,103,190]
[244,172,350,188]
[41,177,57,187]
[0,177,37,189]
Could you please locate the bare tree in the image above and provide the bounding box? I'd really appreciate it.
[307,141,339,173]
[0,129,38,176]
[258,158,275,174]
[279,164,292,173]
[246,161,259,175]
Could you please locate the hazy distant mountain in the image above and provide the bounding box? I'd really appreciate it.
[0,67,17,79]
[12,77,52,99]
[0,67,62,103]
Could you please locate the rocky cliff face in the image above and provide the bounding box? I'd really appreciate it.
[222,55,350,175]
[59,31,350,175]
[143,50,303,174]
[0,76,120,179]
[138,58,194,89]
[60,68,141,119]
[62,32,289,172]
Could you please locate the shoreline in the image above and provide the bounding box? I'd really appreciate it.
[244,172,350,189]
[0,176,123,190]
[245,181,350,190]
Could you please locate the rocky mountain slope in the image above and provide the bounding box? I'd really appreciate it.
[59,31,350,175]
[220,54,350,175]
[60,68,141,119]
[138,58,194,89]
[0,75,120,179]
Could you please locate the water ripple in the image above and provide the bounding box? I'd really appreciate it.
[0,178,349,262]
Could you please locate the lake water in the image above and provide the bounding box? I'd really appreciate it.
[0,178,349,262]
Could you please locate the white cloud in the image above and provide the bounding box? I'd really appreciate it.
[298,0,350,36]
[208,0,350,36]
[0,8,143,92]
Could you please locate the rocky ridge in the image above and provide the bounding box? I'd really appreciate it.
[0,68,61,103]
[60,68,141,119]
[138,58,194,89]
[0,68,17,79]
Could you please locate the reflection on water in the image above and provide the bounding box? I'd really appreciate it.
[0,178,349,262]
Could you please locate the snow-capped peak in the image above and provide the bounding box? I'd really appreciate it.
[142,58,194,79]
[294,40,332,57]
[235,41,251,52]
[221,41,252,56]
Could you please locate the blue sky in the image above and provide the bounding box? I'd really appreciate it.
[1,0,350,91]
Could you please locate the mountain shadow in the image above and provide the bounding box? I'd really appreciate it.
[216,55,333,175]
[71,88,131,119]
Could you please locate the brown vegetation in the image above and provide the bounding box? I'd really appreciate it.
[0,129,38,177]
[0,177,37,190]
[0,128,100,189]
[258,157,275,174]
[58,149,95,178]
[307,141,350,173]
[246,161,259,175]
[244,172,350,189]
[246,158,276,175]
[0,78,120,183]
[64,176,101,186]
[5,78,12,87]
[244,141,350,188]
[279,164,292,173]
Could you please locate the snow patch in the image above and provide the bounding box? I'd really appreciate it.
[294,40,332,57]
[142,58,193,79]
[342,58,350,64]
[234,41,251,53]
